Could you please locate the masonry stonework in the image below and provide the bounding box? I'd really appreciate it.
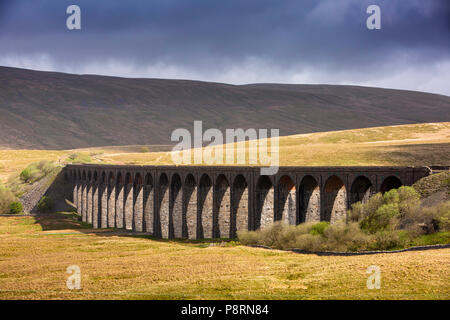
[67,165,431,239]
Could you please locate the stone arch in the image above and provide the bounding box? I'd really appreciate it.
[350,176,374,205]
[183,174,197,239]
[170,174,183,238]
[276,175,296,225]
[158,173,170,238]
[380,176,402,193]
[133,173,144,232]
[231,174,248,238]
[107,172,116,228]
[256,176,274,230]
[143,173,154,234]
[91,171,100,228]
[323,175,347,223]
[124,172,134,230]
[198,174,213,238]
[99,172,108,228]
[298,175,320,223]
[86,171,93,224]
[215,174,231,238]
[115,172,125,228]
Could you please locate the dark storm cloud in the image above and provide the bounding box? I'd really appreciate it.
[0,0,449,93]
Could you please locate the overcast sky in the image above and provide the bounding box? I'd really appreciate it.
[0,0,449,95]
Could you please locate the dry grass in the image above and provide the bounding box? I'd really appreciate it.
[0,214,448,300]
[0,150,67,183]
[91,122,450,167]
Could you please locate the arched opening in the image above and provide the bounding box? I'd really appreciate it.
[380,176,402,193]
[107,172,116,228]
[350,176,373,205]
[123,173,134,230]
[143,173,154,234]
[158,173,169,238]
[92,172,99,228]
[323,175,347,223]
[256,176,274,230]
[99,172,108,228]
[199,174,213,238]
[170,174,182,239]
[215,175,230,238]
[115,172,124,228]
[86,171,93,224]
[276,175,296,225]
[298,175,320,223]
[183,174,197,239]
[231,175,248,238]
[133,173,144,232]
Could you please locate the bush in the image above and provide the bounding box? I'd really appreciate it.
[309,221,329,236]
[370,231,405,250]
[238,221,370,252]
[323,222,371,252]
[436,201,450,232]
[37,196,53,213]
[9,201,23,214]
[140,147,150,153]
[0,186,17,214]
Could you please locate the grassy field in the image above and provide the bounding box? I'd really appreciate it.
[88,122,450,166]
[0,213,448,300]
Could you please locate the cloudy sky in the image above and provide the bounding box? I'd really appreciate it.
[0,0,449,95]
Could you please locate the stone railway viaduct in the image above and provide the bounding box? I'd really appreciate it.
[66,165,431,239]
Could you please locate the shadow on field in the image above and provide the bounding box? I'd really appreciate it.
[34,212,234,247]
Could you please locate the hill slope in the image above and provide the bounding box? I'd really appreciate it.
[1,66,449,149]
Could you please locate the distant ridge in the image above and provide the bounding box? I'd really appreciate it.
[0,66,449,149]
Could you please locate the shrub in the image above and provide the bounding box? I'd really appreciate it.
[20,167,40,183]
[140,147,150,153]
[370,231,405,250]
[9,201,23,214]
[293,233,324,252]
[348,202,364,222]
[19,161,57,183]
[309,221,330,236]
[436,201,450,232]
[323,222,371,252]
[37,196,53,213]
[360,203,399,233]
[0,186,17,214]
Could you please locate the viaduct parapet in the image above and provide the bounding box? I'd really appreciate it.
[65,165,431,239]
